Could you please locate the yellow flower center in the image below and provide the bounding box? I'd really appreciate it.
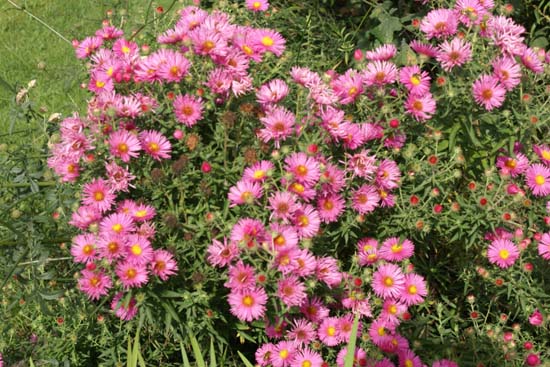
[131,245,142,256]
[118,143,129,153]
[505,159,517,169]
[327,326,336,336]
[240,191,253,202]
[535,175,545,186]
[323,200,334,210]
[348,86,357,96]
[242,295,254,307]
[408,285,418,295]
[274,235,285,247]
[108,242,119,253]
[391,243,403,253]
[242,45,253,55]
[203,40,215,52]
[148,142,160,153]
[83,244,94,255]
[302,361,312,367]
[90,276,100,287]
[96,80,105,88]
[542,150,550,160]
[412,100,423,111]
[126,268,137,279]
[410,74,421,86]
[122,46,130,54]
[279,349,289,359]
[499,249,510,259]
[261,36,274,47]
[169,66,180,77]
[253,170,265,179]
[135,210,148,218]
[296,165,308,176]
[182,105,194,116]
[112,223,123,233]
[405,360,414,367]
[383,276,394,287]
[389,304,398,314]
[298,215,309,227]
[253,1,261,8]
[291,182,305,194]
[94,191,105,201]
[378,326,386,336]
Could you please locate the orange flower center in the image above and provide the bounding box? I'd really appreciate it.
[242,295,254,307]
[535,175,545,186]
[261,36,274,47]
[118,143,129,153]
[83,244,94,255]
[131,244,142,256]
[327,326,336,336]
[94,191,105,201]
[383,276,394,287]
[482,89,493,100]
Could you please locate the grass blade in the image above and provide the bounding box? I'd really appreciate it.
[237,351,255,367]
[209,338,217,367]
[343,314,360,367]
[180,340,192,367]
[190,333,206,367]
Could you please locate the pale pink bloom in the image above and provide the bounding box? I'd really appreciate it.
[243,160,274,183]
[131,203,156,222]
[246,0,269,12]
[111,292,138,320]
[251,28,286,57]
[270,224,299,253]
[277,275,307,307]
[207,238,239,267]
[410,40,438,58]
[82,178,115,213]
[230,218,267,250]
[157,50,191,82]
[401,273,428,306]
[352,185,380,214]
[379,237,414,262]
[525,163,550,196]
[292,204,321,239]
[538,232,550,260]
[376,159,401,190]
[492,56,522,91]
[420,9,458,39]
[71,233,99,264]
[290,66,320,87]
[173,94,204,127]
[292,249,317,277]
[116,261,149,288]
[220,49,250,76]
[75,36,103,59]
[357,238,379,266]
[99,212,135,236]
[372,263,405,299]
[69,205,102,230]
[287,319,316,345]
[291,348,324,367]
[226,262,256,293]
[228,180,263,207]
[405,92,436,121]
[399,65,431,96]
[521,47,545,74]
[533,145,550,165]
[109,130,141,162]
[365,44,397,61]
[362,61,398,86]
[454,0,487,26]
[496,153,529,177]
[487,239,519,268]
[319,163,345,194]
[257,79,289,105]
[436,38,472,71]
[331,69,363,104]
[114,95,142,118]
[228,286,268,322]
[78,269,112,300]
[105,161,135,192]
[258,106,295,148]
[231,74,254,97]
[487,16,525,56]
[268,191,299,221]
[347,150,377,179]
[205,68,232,95]
[317,193,345,223]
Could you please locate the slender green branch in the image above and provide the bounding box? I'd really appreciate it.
[16,256,72,267]
[5,0,71,45]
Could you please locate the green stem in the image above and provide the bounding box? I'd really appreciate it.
[2,181,57,188]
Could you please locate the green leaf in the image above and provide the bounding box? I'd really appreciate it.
[371,14,402,43]
[190,333,206,367]
[344,314,360,367]
[237,351,255,367]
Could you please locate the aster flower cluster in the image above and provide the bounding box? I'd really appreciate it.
[410,0,548,112]
[48,5,286,320]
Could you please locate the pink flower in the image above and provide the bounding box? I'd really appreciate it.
[410,40,439,58]
[365,44,397,61]
[78,269,112,300]
[454,0,487,26]
[125,235,154,265]
[270,224,299,253]
[401,273,428,306]
[246,0,269,12]
[292,204,321,239]
[225,261,256,291]
[317,193,345,223]
[258,106,295,148]
[528,309,544,326]
[230,218,267,249]
[379,237,414,262]
[157,50,191,82]
[82,178,115,213]
[109,130,141,162]
[420,9,458,39]
[358,238,379,266]
[257,79,289,105]
[98,234,127,262]
[372,263,405,299]
[362,61,398,86]
[533,145,550,165]
[75,36,103,59]
[116,261,149,288]
[492,56,522,91]
[173,94,204,127]
[352,185,380,214]
[300,297,330,323]
[71,233,99,264]
[228,180,263,207]
[376,159,401,190]
[487,239,519,268]
[105,161,135,192]
[227,286,268,322]
[287,319,316,345]
[207,238,239,267]
[525,163,550,196]
[399,65,431,96]
[291,348,324,367]
[487,16,525,56]
[316,256,342,288]
[537,232,550,260]
[268,191,299,221]
[256,343,275,367]
[472,75,507,111]
[336,347,367,367]
[436,38,472,71]
[496,153,529,177]
[522,47,544,74]
[243,160,274,183]
[251,28,286,57]
[150,249,178,281]
[433,360,459,367]
[111,292,138,320]
[291,249,317,277]
[277,275,307,308]
[405,92,436,121]
[318,317,341,346]
[139,130,171,160]
[331,69,364,104]
[284,152,320,187]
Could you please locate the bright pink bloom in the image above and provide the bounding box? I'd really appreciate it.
[76,36,103,59]
[454,0,487,26]
[538,232,550,260]
[258,106,296,148]
[270,224,299,253]
[268,191,299,221]
[82,178,115,213]
[109,130,141,162]
[291,249,317,277]
[398,350,423,367]
[410,40,438,58]
[363,61,398,86]
[228,180,263,207]
[225,261,256,290]
[246,0,269,12]
[157,50,191,82]
[358,238,379,266]
[487,239,519,268]
[150,249,178,281]
[318,317,341,346]
[379,237,414,262]
[98,234,127,262]
[436,38,472,71]
[405,92,436,121]
[173,94,204,127]
[256,343,275,367]
[336,347,368,367]
[533,145,550,165]
[492,56,522,91]
[352,185,380,214]
[316,256,342,288]
[291,348,324,367]
[487,16,525,56]
[230,218,267,249]
[372,263,405,299]
[317,193,345,223]
[365,44,397,61]
[111,292,138,320]
[401,273,428,306]
[287,319,316,345]
[525,163,550,196]
[228,286,268,322]
[522,47,544,74]
[139,130,171,160]
[331,69,364,104]
[284,152,320,187]
[528,309,544,326]
[496,153,529,177]
[243,160,274,183]
[292,204,321,238]
[251,28,286,57]
[207,238,239,267]
[71,233,99,264]
[277,275,307,308]
[257,79,289,105]
[376,159,401,190]
[420,9,458,39]
[105,161,135,192]
[300,297,330,323]
[125,235,154,265]
[78,269,112,300]
[399,65,431,96]
[116,261,149,288]
[472,75,506,111]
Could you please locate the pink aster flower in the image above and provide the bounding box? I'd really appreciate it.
[257,79,289,105]
[291,249,317,277]
[487,16,525,56]
[420,9,458,39]
[109,130,141,162]
[139,130,171,161]
[116,261,149,288]
[372,263,406,299]
[410,40,438,58]
[538,232,550,260]
[246,0,269,12]
[268,191,299,221]
[380,298,408,327]
[207,238,239,267]
[365,44,397,61]
[529,309,544,326]
[363,61,398,86]
[376,159,401,190]
[455,0,487,26]
[256,343,276,367]
[472,75,507,110]
[492,56,522,91]
[125,235,154,265]
[401,273,428,306]
[521,47,545,74]
[105,161,135,192]
[496,153,529,177]
[399,350,423,367]
[316,256,342,288]
[405,92,436,121]
[277,275,307,308]
[399,65,431,96]
[157,50,191,83]
[69,205,102,230]
[336,347,368,367]
[228,286,268,322]
[352,184,380,214]
[243,160,274,183]
[258,106,296,148]
[284,152,320,187]
[379,237,414,262]
[292,204,321,239]
[150,249,178,281]
[331,69,364,104]
[112,38,138,59]
[317,193,345,223]
[320,163,346,193]
[228,179,264,207]
[358,237,379,266]
[82,178,115,213]
[270,341,298,367]
[270,224,299,253]
[230,218,267,250]
[173,94,204,127]
[251,28,286,57]
[347,150,377,179]
[75,36,103,59]
[533,145,550,165]
[131,203,156,222]
[318,317,341,346]
[368,318,394,347]
[111,292,138,320]
[78,269,112,300]
[99,212,135,236]
[433,360,459,367]
[525,163,550,196]
[436,38,472,71]
[487,239,520,268]
[225,261,256,291]
[287,319,316,345]
[189,28,228,58]
[300,296,330,323]
[98,234,127,262]
[71,233,99,264]
[291,348,324,367]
